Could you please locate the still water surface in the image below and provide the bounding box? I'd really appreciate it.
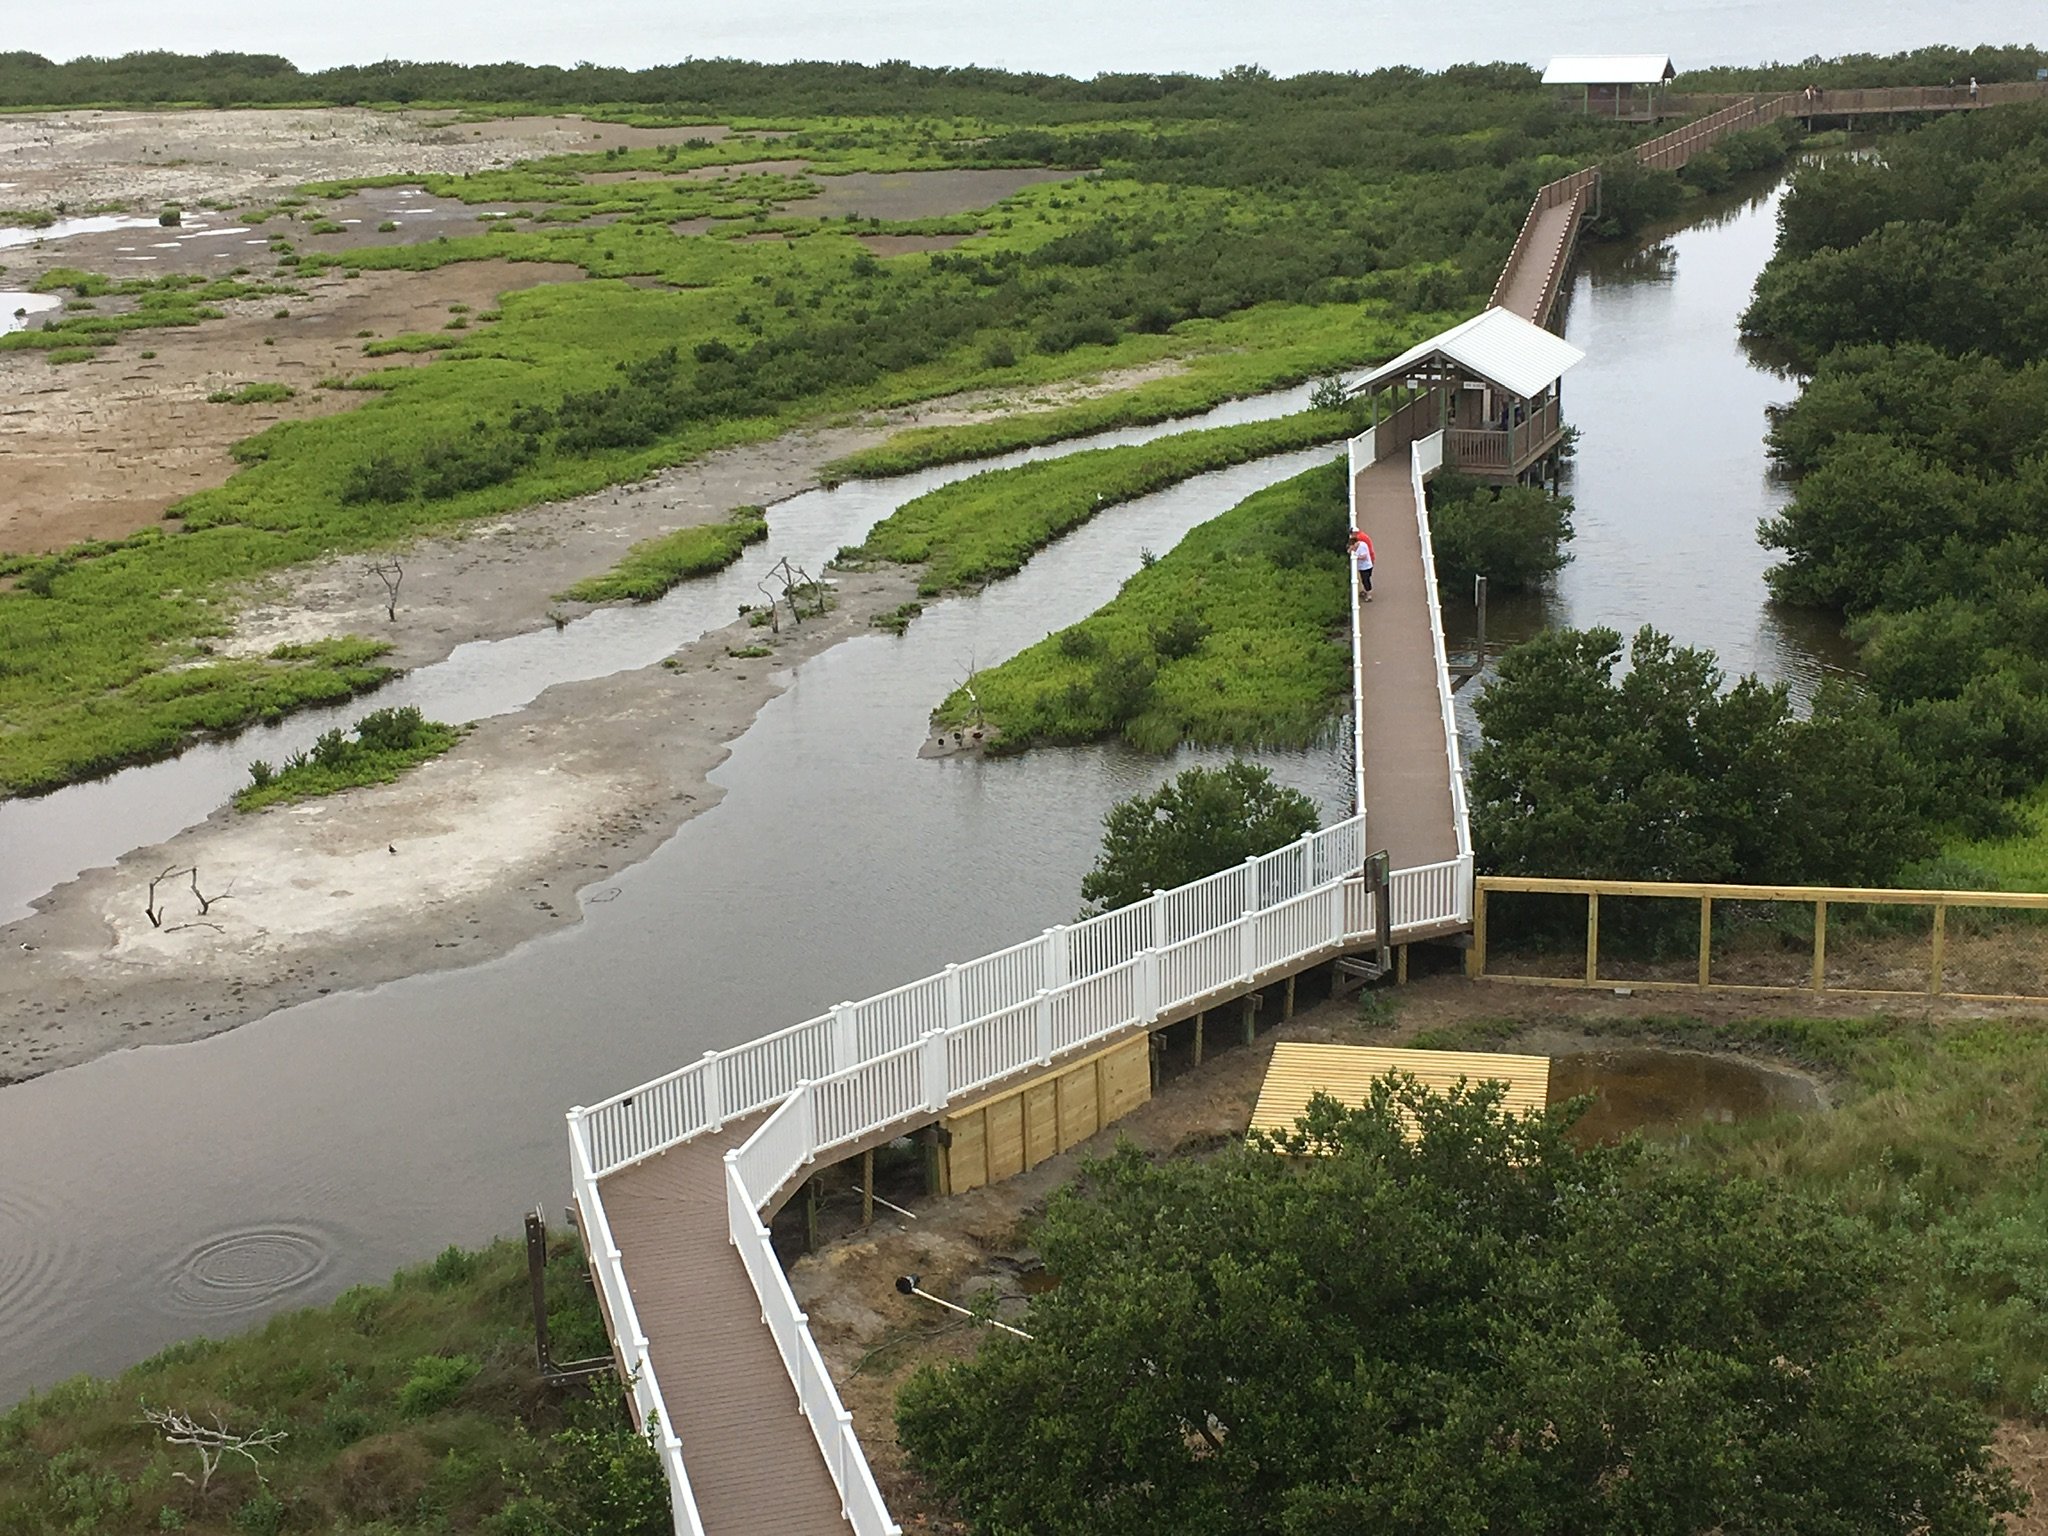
[0,165,1831,1402]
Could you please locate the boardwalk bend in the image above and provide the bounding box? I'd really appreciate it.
[562,83,2048,1534]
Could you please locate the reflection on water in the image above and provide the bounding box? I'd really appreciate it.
[1447,165,1859,753]
[0,163,1864,1403]
[0,380,1326,922]
[1552,1046,1820,1144]
[0,290,60,334]
[0,441,1352,1403]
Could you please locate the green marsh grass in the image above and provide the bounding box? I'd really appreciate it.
[559,505,768,603]
[236,706,461,810]
[0,1235,667,1535]
[936,457,1350,751]
[857,410,1353,596]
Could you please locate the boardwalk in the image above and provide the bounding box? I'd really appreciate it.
[573,80,2047,1536]
[601,1122,851,1536]
[1352,455,1460,875]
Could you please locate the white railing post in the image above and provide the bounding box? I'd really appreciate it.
[1243,851,1262,913]
[700,1052,724,1133]
[1150,888,1167,949]
[1142,944,1162,1021]
[1241,857,1259,980]
[942,963,962,1028]
[797,1082,818,1163]
[921,1030,947,1112]
[1034,988,1054,1066]
[831,1002,857,1074]
[1044,925,1068,988]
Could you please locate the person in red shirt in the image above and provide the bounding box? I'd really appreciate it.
[1349,528,1375,602]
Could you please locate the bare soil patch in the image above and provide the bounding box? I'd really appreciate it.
[779,167,1082,222]
[0,259,581,553]
[0,109,739,218]
[0,565,918,1084]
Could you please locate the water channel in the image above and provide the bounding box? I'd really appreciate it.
[0,164,1831,1403]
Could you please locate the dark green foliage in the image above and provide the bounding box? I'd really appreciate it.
[1426,471,1573,590]
[1743,110,2048,846]
[1080,760,1319,911]
[1587,155,1682,239]
[1679,45,2048,92]
[899,1076,2019,1535]
[1744,103,2048,369]
[1471,626,1929,886]
[235,705,460,810]
[395,1354,479,1419]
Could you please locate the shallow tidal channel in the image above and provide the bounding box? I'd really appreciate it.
[0,164,1848,1403]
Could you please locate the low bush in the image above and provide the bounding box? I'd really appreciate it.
[235,705,461,810]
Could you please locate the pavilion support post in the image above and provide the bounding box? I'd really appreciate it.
[1585,892,1600,985]
[1242,992,1258,1046]
[1812,901,1829,993]
[861,1148,875,1228]
[1283,972,1297,1021]
[804,1175,822,1253]
[1698,896,1713,987]
[1396,944,1409,986]
[1192,1010,1205,1068]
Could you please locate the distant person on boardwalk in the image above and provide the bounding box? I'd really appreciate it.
[1350,529,1375,602]
[1970,76,1981,103]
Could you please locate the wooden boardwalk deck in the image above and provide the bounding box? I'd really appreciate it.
[1352,455,1460,875]
[600,1123,851,1536]
[1494,196,1580,326]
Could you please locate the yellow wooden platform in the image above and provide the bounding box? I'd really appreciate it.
[1248,1042,1550,1141]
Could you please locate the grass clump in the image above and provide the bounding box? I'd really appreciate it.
[236,705,460,810]
[936,456,1349,752]
[559,504,767,604]
[870,601,924,634]
[856,409,1350,597]
[206,382,296,405]
[0,1233,671,1534]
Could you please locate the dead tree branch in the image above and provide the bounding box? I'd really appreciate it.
[188,868,235,916]
[145,866,191,929]
[367,557,403,622]
[140,1406,286,1494]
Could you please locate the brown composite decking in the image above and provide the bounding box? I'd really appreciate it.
[1353,455,1461,876]
[1494,196,1578,326]
[599,1121,852,1536]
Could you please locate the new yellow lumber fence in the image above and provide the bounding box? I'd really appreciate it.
[1469,877,2048,1003]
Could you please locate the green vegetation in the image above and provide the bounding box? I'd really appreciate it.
[899,1070,2019,1533]
[558,505,767,603]
[0,269,288,357]
[207,382,297,405]
[857,411,1350,597]
[1680,44,2048,91]
[1739,103,2048,863]
[1,59,1662,796]
[237,706,461,810]
[1426,470,1573,590]
[0,1234,668,1534]
[1471,626,1921,886]
[935,459,1348,752]
[1080,760,1319,911]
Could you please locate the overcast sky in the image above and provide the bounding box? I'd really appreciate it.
[15,0,2037,77]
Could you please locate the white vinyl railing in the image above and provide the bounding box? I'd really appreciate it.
[1408,433,1476,890]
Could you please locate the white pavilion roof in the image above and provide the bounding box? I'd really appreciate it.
[1351,308,1585,402]
[1542,55,1677,86]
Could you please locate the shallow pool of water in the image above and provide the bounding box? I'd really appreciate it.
[0,213,160,250]
[0,290,60,333]
[1552,1046,1821,1143]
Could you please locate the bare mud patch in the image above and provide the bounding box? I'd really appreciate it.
[780,167,1083,221]
[0,259,582,552]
